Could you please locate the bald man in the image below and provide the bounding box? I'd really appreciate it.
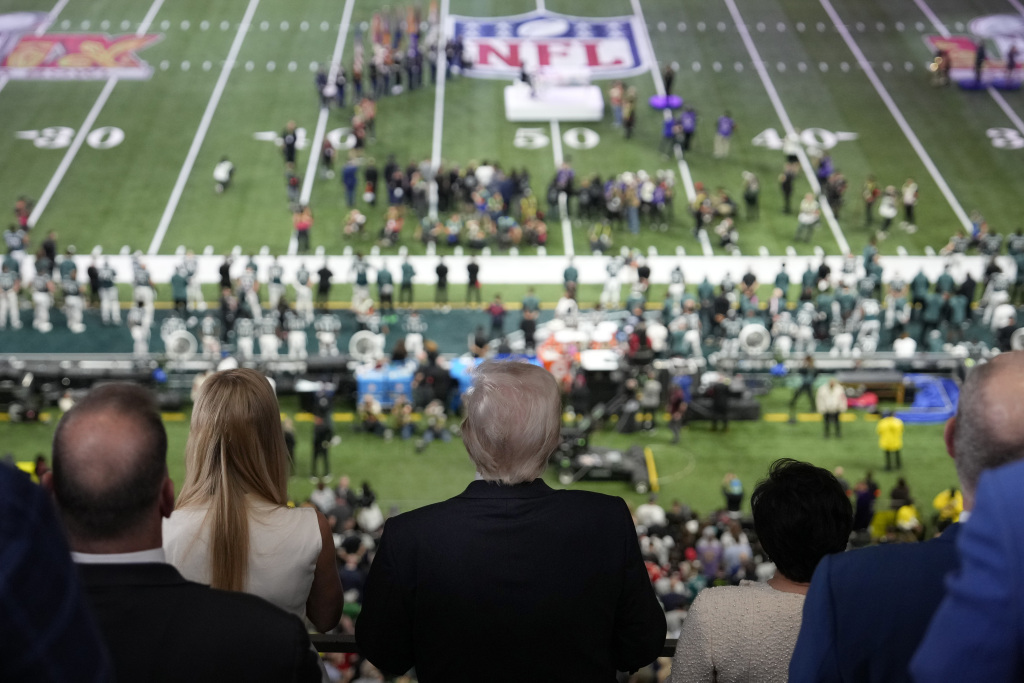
[46,384,321,683]
[790,351,1024,683]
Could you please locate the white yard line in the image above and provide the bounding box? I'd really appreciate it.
[990,89,1024,135]
[1010,0,1024,16]
[0,0,70,95]
[36,0,69,35]
[28,78,119,227]
[818,0,972,232]
[289,0,357,255]
[27,0,164,228]
[427,0,451,221]
[137,0,165,36]
[914,0,1024,138]
[911,0,946,32]
[558,193,574,257]
[725,0,851,255]
[148,0,261,255]
[628,0,710,256]
[549,120,575,257]
[550,119,564,167]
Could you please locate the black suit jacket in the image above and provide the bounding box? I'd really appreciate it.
[78,562,322,683]
[356,479,666,682]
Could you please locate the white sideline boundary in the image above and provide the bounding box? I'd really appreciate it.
[724,0,851,256]
[289,0,357,256]
[148,0,260,255]
[27,0,164,229]
[427,0,450,221]
[818,0,972,233]
[629,0,711,256]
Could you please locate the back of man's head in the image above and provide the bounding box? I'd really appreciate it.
[51,383,168,545]
[950,352,1024,506]
[462,361,561,485]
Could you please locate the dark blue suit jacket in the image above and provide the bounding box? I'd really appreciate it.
[0,463,111,682]
[789,524,961,683]
[912,461,1024,681]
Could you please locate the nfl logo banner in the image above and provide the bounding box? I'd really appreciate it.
[447,10,648,80]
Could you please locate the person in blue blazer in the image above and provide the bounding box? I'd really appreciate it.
[789,351,1024,683]
[911,457,1024,681]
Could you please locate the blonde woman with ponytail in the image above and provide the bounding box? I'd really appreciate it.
[163,369,342,633]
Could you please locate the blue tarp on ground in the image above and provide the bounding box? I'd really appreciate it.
[896,374,959,424]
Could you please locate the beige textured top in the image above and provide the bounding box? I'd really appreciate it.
[669,580,805,683]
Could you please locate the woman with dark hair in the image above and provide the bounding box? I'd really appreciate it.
[670,459,852,682]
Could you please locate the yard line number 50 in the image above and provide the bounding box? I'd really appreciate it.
[513,127,601,150]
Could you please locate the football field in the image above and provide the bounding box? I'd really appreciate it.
[2,0,1023,265]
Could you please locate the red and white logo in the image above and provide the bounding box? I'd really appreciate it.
[0,11,161,81]
[447,10,647,80]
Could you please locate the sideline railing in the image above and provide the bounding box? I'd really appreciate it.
[310,633,679,659]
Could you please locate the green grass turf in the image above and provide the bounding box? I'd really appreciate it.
[3,388,957,528]
[4,0,1021,262]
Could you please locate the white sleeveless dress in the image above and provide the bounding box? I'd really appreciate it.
[163,496,321,622]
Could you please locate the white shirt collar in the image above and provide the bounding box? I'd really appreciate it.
[72,548,166,564]
[958,510,971,524]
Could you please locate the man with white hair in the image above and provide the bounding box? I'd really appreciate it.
[358,361,666,682]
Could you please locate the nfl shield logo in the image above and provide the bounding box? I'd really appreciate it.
[448,10,648,80]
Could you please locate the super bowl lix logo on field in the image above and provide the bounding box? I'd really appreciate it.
[447,11,647,80]
[0,11,160,80]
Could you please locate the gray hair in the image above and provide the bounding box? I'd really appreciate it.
[953,352,1024,498]
[461,361,561,485]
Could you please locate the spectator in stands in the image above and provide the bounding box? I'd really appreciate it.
[911,458,1024,681]
[47,383,321,682]
[357,360,666,681]
[357,394,388,438]
[671,459,852,683]
[163,369,343,633]
[931,485,962,532]
[1,461,112,681]
[335,475,358,511]
[722,472,744,517]
[310,479,336,514]
[790,351,1024,683]
[635,494,668,535]
[414,399,451,453]
[851,479,875,533]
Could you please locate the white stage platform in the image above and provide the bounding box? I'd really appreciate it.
[504,82,604,122]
